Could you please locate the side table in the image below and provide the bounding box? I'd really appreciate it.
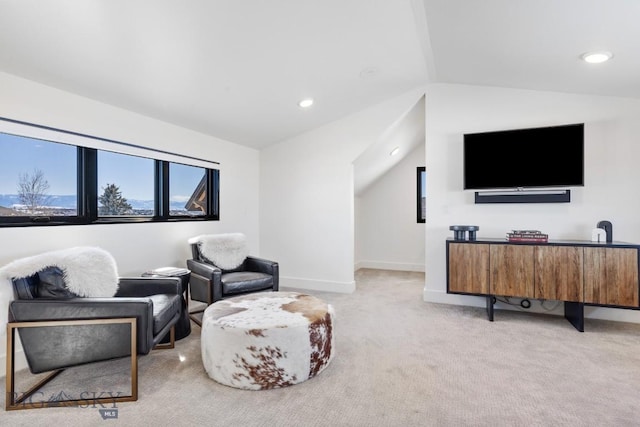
[142,267,192,342]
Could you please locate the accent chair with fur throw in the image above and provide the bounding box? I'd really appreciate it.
[0,246,182,409]
[186,233,279,324]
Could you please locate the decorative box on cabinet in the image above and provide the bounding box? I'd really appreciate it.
[446,238,640,331]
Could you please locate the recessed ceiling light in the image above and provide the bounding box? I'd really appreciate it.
[390,147,400,156]
[581,51,613,64]
[298,98,314,108]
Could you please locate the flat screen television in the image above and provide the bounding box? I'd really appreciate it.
[463,123,584,190]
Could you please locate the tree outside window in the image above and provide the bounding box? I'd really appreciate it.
[98,183,133,215]
[17,168,51,215]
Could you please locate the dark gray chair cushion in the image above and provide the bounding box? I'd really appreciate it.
[149,294,182,335]
[221,272,274,295]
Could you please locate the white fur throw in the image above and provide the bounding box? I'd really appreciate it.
[0,246,119,335]
[188,233,249,270]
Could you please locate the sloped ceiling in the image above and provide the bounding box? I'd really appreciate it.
[1,1,638,151]
[353,96,425,196]
[0,0,429,148]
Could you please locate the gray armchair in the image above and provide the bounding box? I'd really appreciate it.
[186,234,278,325]
[6,273,182,410]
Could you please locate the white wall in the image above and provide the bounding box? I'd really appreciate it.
[355,143,425,271]
[0,72,260,375]
[424,83,640,323]
[260,87,425,293]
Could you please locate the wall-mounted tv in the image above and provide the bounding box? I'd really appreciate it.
[463,123,584,190]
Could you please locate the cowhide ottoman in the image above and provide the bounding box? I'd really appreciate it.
[201,291,334,390]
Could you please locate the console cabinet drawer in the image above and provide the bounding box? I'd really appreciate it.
[535,246,583,302]
[584,247,639,306]
[490,245,534,298]
[448,243,490,294]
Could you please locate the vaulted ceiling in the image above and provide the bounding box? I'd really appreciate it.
[0,0,638,150]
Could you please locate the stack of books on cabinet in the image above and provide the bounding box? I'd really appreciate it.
[506,230,548,243]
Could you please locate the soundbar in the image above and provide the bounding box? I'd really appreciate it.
[475,189,570,204]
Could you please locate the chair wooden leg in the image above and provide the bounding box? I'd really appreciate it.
[188,309,204,327]
[154,325,175,350]
[186,272,212,327]
[5,318,138,411]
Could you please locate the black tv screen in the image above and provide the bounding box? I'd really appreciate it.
[463,123,584,190]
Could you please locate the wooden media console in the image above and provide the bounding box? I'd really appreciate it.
[446,238,640,331]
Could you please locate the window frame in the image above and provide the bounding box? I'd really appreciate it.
[0,121,220,227]
[417,167,425,223]
[96,149,156,219]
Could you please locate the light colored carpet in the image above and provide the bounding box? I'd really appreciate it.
[3,268,640,426]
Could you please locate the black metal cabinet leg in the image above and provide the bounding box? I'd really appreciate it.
[564,301,584,332]
[486,295,494,321]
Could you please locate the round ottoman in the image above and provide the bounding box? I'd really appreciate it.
[201,292,335,390]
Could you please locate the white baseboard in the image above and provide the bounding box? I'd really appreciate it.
[354,260,425,272]
[423,289,640,324]
[423,289,486,307]
[280,276,355,294]
[583,306,640,323]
